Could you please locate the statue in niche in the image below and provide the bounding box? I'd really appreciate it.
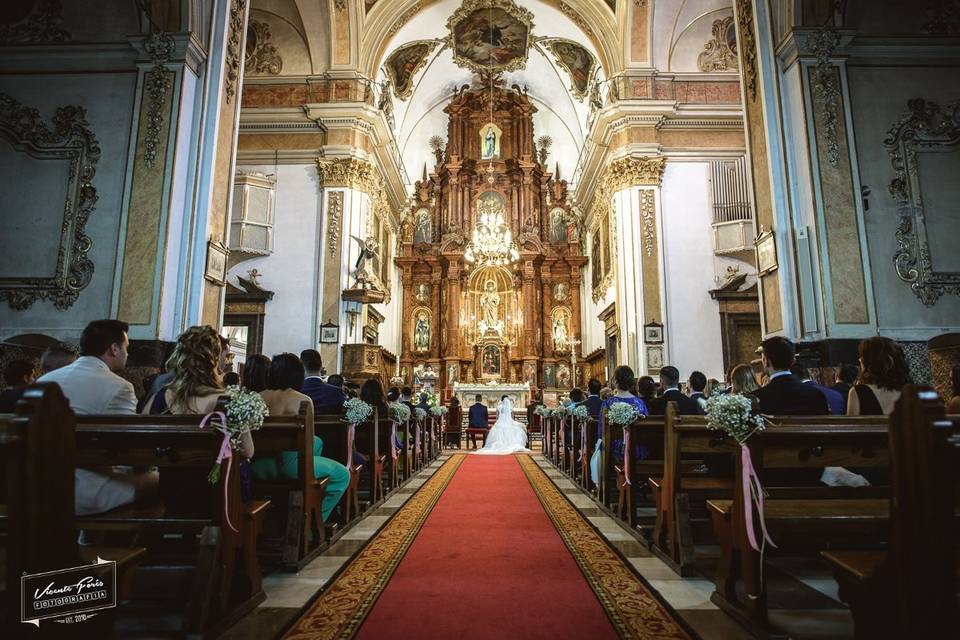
[414,209,432,244]
[478,279,503,334]
[350,235,381,289]
[414,310,430,352]
[553,312,569,352]
[479,122,501,160]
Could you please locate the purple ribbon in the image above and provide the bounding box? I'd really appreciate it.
[199,411,238,533]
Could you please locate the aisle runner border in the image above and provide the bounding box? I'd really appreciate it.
[517,455,695,640]
[284,454,466,640]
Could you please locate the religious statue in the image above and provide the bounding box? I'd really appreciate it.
[552,311,569,352]
[350,235,382,290]
[414,310,430,352]
[557,362,571,388]
[480,123,499,159]
[478,279,503,335]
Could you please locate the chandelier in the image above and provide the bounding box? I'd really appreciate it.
[464,201,520,266]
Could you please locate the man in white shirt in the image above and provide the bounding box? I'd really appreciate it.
[38,319,156,516]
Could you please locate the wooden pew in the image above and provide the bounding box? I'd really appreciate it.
[579,417,599,491]
[250,400,330,571]
[0,384,144,633]
[314,413,361,523]
[73,402,269,637]
[706,415,891,631]
[444,406,463,449]
[821,390,959,639]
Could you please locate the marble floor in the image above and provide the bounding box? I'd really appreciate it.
[220,450,855,640]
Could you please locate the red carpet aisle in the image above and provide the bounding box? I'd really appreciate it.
[285,454,692,640]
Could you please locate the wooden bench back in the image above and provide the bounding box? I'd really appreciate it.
[314,412,350,465]
[251,400,315,483]
[887,387,959,627]
[1,383,81,599]
[747,416,889,472]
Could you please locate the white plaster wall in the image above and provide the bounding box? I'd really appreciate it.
[847,66,960,338]
[661,162,726,379]
[0,73,138,342]
[227,162,322,356]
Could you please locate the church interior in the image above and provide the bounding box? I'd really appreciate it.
[1,0,959,638]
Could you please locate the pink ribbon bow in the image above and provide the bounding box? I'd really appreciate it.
[347,423,356,468]
[578,419,586,462]
[740,444,776,552]
[199,411,238,533]
[391,421,398,461]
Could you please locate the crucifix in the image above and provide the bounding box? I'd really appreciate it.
[564,337,581,388]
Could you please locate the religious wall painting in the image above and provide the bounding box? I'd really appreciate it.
[549,207,567,243]
[591,229,602,289]
[557,363,571,388]
[413,308,431,352]
[384,40,440,100]
[543,364,556,387]
[481,345,502,378]
[541,39,596,100]
[601,217,611,276]
[448,0,533,75]
[414,208,432,243]
[553,282,569,303]
[447,363,458,383]
[551,307,571,352]
[523,361,537,386]
[415,282,432,303]
[479,122,502,160]
[401,365,409,384]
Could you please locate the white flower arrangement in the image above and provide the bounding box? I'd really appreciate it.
[414,407,427,422]
[389,401,411,423]
[430,405,448,417]
[554,405,569,417]
[570,404,590,420]
[705,393,766,444]
[207,386,268,484]
[343,397,373,425]
[534,405,548,417]
[606,402,642,426]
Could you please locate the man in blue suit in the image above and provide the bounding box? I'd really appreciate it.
[791,364,846,415]
[468,394,489,449]
[300,349,346,414]
[585,378,603,417]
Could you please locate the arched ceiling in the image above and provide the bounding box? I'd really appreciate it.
[375,0,607,191]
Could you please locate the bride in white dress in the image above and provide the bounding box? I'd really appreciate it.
[474,395,529,455]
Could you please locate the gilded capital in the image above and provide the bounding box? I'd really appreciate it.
[316,157,383,195]
[599,156,666,195]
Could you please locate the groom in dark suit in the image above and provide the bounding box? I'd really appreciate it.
[468,394,489,449]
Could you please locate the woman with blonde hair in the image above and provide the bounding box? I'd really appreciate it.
[142,325,254,458]
[730,364,760,396]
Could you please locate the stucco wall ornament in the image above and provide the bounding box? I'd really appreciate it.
[884,98,960,306]
[245,20,283,75]
[808,28,843,168]
[326,191,343,257]
[143,32,175,169]
[0,93,100,310]
[224,0,247,104]
[698,16,738,72]
[0,0,71,45]
[735,0,758,102]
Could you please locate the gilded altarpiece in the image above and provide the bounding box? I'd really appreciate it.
[396,85,586,393]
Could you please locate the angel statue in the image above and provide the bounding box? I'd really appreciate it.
[350,235,382,290]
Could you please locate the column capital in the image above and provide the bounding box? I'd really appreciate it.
[598,155,665,197]
[316,156,381,193]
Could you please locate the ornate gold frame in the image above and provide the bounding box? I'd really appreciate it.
[0,93,100,310]
[885,99,960,306]
[447,0,534,76]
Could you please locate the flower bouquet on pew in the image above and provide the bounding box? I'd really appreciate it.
[389,401,411,424]
[554,405,569,418]
[570,404,589,421]
[343,397,373,425]
[429,405,448,417]
[205,385,268,485]
[704,393,766,444]
[605,402,642,426]
[414,407,427,423]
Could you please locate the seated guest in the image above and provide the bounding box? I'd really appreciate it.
[791,364,845,415]
[242,354,271,392]
[39,346,77,376]
[831,363,858,400]
[526,392,543,425]
[637,376,657,405]
[590,366,649,485]
[223,371,240,387]
[142,326,254,508]
[0,359,36,412]
[729,364,760,396]
[688,370,708,412]
[301,349,346,413]
[387,386,400,402]
[948,365,960,414]
[359,378,389,419]
[254,353,348,522]
[585,378,603,417]
[400,386,415,412]
[468,394,489,449]
[754,337,829,415]
[38,319,156,515]
[649,366,702,415]
[568,387,585,407]
[847,337,912,416]
[415,392,431,412]
[704,378,721,398]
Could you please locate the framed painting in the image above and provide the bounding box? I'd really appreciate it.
[448,0,533,75]
[481,345,501,378]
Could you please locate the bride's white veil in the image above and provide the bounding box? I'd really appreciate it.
[497,396,514,419]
